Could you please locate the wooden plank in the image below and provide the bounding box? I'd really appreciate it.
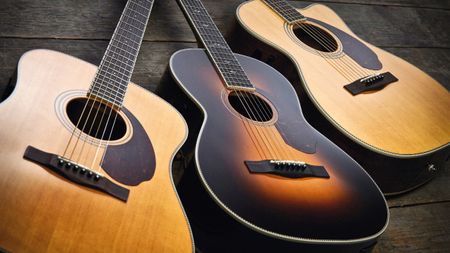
[0,38,195,97]
[0,0,449,48]
[302,0,450,10]
[374,203,450,253]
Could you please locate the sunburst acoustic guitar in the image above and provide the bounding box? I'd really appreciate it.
[157,0,388,252]
[0,0,193,252]
[230,0,450,195]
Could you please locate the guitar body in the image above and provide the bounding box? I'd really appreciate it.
[231,1,450,195]
[0,50,193,252]
[158,48,388,252]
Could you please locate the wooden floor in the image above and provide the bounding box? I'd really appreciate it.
[0,0,449,252]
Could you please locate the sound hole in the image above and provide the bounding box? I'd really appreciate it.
[228,91,273,122]
[66,98,126,141]
[293,23,338,52]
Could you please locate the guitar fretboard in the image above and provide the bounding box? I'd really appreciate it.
[178,0,254,90]
[89,0,154,108]
[262,0,306,24]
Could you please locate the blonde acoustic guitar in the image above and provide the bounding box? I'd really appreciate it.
[230,0,450,195]
[0,0,193,252]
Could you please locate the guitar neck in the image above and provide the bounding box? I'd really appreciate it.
[262,0,306,24]
[176,0,254,91]
[89,0,155,108]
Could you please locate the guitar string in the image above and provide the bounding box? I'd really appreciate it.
[74,55,130,166]
[96,0,154,169]
[87,0,157,171]
[206,0,297,161]
[184,0,276,159]
[297,21,374,78]
[189,0,281,160]
[270,0,376,80]
[72,25,132,169]
[64,0,143,173]
[190,0,291,161]
[182,0,272,159]
[195,0,293,160]
[261,0,363,81]
[265,0,373,80]
[296,22,362,80]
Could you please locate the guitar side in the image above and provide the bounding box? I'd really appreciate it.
[0,49,193,253]
[231,0,450,194]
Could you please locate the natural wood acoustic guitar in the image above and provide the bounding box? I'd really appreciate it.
[157,0,388,252]
[0,0,193,252]
[229,0,450,195]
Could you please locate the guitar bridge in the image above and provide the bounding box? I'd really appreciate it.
[344,72,398,95]
[23,146,129,202]
[245,159,329,179]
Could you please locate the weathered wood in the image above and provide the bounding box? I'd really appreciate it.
[0,0,449,48]
[374,203,450,253]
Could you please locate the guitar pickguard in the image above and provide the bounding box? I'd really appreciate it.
[307,17,383,70]
[102,107,156,186]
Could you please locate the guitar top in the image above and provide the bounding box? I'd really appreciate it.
[0,0,193,252]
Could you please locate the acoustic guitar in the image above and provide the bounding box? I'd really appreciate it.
[157,0,388,252]
[230,0,450,195]
[0,0,193,252]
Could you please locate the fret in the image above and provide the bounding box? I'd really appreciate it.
[90,84,124,102]
[126,6,149,22]
[262,0,306,24]
[89,87,124,105]
[88,0,154,107]
[89,92,119,107]
[96,67,130,88]
[114,32,140,49]
[109,42,138,62]
[178,0,254,90]
[103,54,134,74]
[90,77,127,100]
[130,0,150,12]
[115,28,142,49]
[91,80,127,98]
[119,21,145,38]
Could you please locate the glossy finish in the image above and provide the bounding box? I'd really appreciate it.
[165,48,388,244]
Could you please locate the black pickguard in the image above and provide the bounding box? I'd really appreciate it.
[307,17,382,70]
[102,107,156,186]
